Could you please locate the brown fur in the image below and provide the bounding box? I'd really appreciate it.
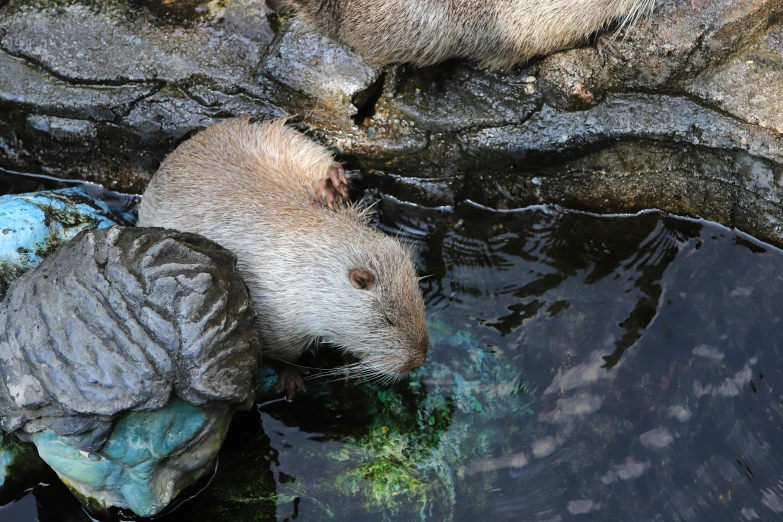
[139,117,429,384]
[281,0,655,68]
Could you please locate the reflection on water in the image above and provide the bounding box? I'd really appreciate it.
[2,194,783,521]
[0,493,38,521]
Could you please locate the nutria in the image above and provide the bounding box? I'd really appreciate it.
[139,117,429,398]
[279,0,655,68]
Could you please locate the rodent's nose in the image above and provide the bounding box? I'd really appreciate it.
[399,341,428,373]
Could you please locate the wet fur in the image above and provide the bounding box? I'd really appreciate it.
[281,0,656,68]
[139,117,429,379]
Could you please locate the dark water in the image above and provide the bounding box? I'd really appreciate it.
[1,182,783,521]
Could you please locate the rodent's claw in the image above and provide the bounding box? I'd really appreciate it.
[276,365,308,401]
[329,165,349,199]
[318,165,349,210]
[320,183,336,209]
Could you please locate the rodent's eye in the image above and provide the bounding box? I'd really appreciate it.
[385,316,395,327]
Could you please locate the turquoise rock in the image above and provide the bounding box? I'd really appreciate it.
[31,399,232,517]
[0,187,123,297]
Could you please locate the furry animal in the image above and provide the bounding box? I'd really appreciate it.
[139,117,429,398]
[280,0,655,68]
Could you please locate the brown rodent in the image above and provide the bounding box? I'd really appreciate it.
[138,117,429,397]
[279,0,655,68]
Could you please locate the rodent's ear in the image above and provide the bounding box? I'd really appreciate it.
[349,269,375,290]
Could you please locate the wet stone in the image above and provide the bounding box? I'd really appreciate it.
[121,87,282,142]
[0,51,155,121]
[429,95,783,169]
[26,115,97,142]
[687,25,783,134]
[260,19,383,117]
[389,63,541,133]
[537,0,783,102]
[0,0,269,90]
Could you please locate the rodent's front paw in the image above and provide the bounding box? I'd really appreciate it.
[318,165,349,210]
[276,365,309,401]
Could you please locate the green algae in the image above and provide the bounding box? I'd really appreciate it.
[249,316,535,521]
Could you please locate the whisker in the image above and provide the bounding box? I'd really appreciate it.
[267,358,324,371]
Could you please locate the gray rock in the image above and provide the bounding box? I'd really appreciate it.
[26,114,97,142]
[440,94,783,165]
[260,19,383,116]
[389,64,540,133]
[536,0,783,107]
[0,226,261,451]
[0,1,268,90]
[121,87,282,142]
[687,25,783,134]
[2,0,783,245]
[0,0,286,192]
[0,51,154,121]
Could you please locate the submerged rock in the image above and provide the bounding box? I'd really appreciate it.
[0,226,262,516]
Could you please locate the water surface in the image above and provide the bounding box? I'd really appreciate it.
[1,186,782,521]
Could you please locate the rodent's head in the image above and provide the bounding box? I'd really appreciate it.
[317,226,429,381]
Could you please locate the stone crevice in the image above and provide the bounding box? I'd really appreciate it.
[114,88,164,122]
[0,45,158,89]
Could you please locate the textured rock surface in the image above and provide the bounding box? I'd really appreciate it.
[0,226,260,447]
[0,226,262,516]
[261,19,383,116]
[686,25,783,134]
[1,0,783,244]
